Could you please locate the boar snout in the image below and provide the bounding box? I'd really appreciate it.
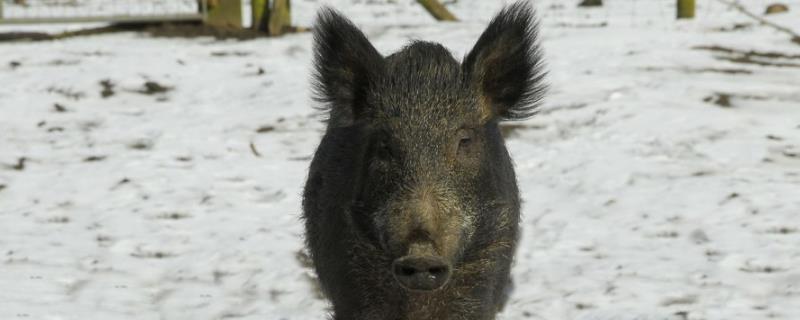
[392,255,451,291]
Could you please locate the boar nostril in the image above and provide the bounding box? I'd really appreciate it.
[428,266,446,275]
[392,256,451,291]
[400,266,416,276]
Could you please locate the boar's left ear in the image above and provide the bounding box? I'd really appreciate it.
[463,2,546,121]
[312,8,384,127]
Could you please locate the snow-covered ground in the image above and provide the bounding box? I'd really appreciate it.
[0,0,199,19]
[1,0,799,319]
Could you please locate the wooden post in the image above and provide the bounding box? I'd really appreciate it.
[251,0,269,31]
[268,0,291,36]
[677,0,695,19]
[417,0,458,21]
[206,0,242,28]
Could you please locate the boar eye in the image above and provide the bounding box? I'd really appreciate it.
[456,129,475,155]
[459,135,472,147]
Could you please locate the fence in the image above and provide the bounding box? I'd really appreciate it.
[0,0,208,24]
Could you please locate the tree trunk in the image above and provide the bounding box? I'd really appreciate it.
[268,0,292,36]
[206,0,242,28]
[417,0,457,21]
[677,0,695,19]
[252,0,269,31]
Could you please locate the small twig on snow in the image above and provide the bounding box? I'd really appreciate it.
[250,142,262,157]
[715,0,800,45]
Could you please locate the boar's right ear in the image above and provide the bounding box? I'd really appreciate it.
[312,8,383,126]
[463,2,546,121]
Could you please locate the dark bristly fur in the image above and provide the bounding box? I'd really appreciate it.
[463,2,547,120]
[312,7,385,127]
[303,2,545,319]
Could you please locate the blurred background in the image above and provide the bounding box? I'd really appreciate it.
[0,0,798,319]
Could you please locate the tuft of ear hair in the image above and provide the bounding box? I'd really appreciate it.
[463,1,547,121]
[312,8,384,127]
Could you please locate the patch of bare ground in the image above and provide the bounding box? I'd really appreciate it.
[704,93,733,108]
[83,155,106,162]
[694,45,800,68]
[717,56,800,68]
[554,22,608,28]
[99,79,115,98]
[710,23,753,32]
[47,86,85,100]
[0,22,310,43]
[210,51,253,57]
[155,212,192,220]
[128,139,154,150]
[740,262,786,274]
[765,226,798,235]
[145,23,269,40]
[131,248,175,259]
[137,81,172,95]
[256,125,275,133]
[4,157,27,171]
[641,66,752,75]
[702,91,788,108]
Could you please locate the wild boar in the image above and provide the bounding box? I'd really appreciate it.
[303,2,545,319]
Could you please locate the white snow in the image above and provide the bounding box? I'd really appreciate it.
[1,0,199,19]
[1,0,799,319]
